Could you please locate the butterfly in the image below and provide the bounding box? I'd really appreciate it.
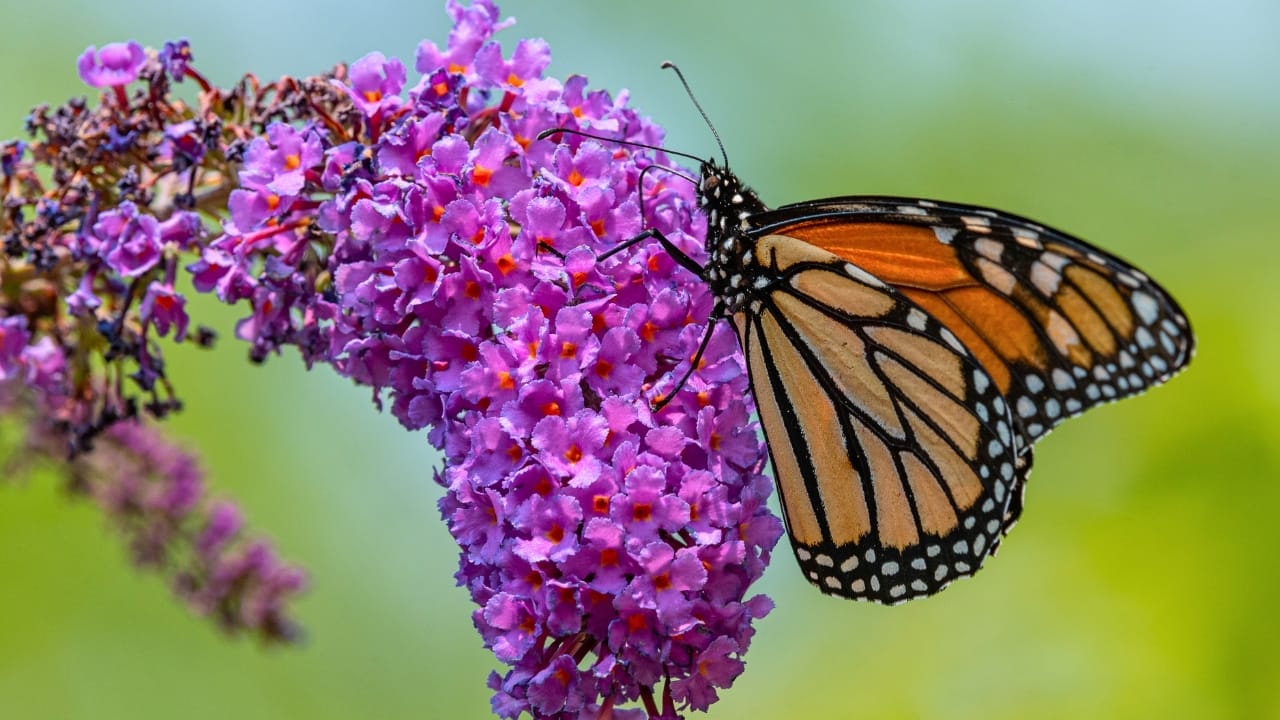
[539,70,1194,605]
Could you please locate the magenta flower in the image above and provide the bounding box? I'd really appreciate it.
[0,316,31,381]
[77,41,146,88]
[140,280,190,341]
[340,51,408,118]
[158,39,193,81]
[92,201,163,277]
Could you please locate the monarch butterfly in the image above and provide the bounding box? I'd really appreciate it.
[540,66,1194,604]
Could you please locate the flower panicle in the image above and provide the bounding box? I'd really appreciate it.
[1,398,307,643]
[2,0,785,714]
[0,30,359,646]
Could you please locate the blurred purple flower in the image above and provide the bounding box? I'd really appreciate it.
[0,316,31,381]
[77,41,146,88]
[140,280,190,341]
[159,39,193,81]
[92,201,163,277]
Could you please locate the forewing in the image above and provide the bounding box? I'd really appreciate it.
[752,196,1194,452]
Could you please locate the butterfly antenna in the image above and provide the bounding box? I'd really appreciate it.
[535,127,704,166]
[661,62,728,169]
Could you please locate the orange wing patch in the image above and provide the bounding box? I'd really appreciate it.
[781,221,971,290]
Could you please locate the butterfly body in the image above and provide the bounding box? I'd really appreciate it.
[684,159,1193,604]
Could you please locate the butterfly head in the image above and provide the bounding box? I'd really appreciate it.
[697,159,766,253]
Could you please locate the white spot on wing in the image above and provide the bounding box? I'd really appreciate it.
[974,237,1003,262]
[1044,398,1061,418]
[973,369,989,395]
[844,263,886,288]
[1132,291,1160,325]
[977,258,1017,294]
[1040,251,1069,271]
[1030,261,1061,295]
[1012,227,1042,247]
[939,328,965,354]
[1052,368,1075,390]
[964,216,992,232]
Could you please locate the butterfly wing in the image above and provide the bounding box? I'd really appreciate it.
[752,196,1194,452]
[733,234,1028,603]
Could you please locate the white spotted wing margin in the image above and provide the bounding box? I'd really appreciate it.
[732,239,1031,604]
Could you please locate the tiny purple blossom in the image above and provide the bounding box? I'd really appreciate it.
[0,316,31,381]
[140,281,190,341]
[159,39,193,81]
[339,52,407,118]
[669,636,745,711]
[92,202,163,277]
[77,41,146,88]
[21,337,67,395]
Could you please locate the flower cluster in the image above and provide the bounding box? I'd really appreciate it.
[1,39,320,641]
[1,1,784,715]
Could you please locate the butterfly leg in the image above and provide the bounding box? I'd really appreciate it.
[652,308,725,412]
[595,227,719,410]
[598,228,706,278]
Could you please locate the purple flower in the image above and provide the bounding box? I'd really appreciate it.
[20,337,67,396]
[92,202,163,277]
[159,39,193,81]
[238,123,324,201]
[77,41,146,88]
[474,38,551,92]
[66,271,102,317]
[1,140,24,176]
[669,636,745,711]
[140,281,190,341]
[415,0,512,79]
[526,654,587,716]
[512,493,583,563]
[0,316,31,381]
[338,52,407,118]
[162,120,206,165]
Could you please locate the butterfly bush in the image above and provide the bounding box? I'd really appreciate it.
[0,1,782,716]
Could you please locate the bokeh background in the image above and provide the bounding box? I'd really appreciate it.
[1,1,1276,718]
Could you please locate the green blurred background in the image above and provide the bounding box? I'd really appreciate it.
[1,1,1276,718]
